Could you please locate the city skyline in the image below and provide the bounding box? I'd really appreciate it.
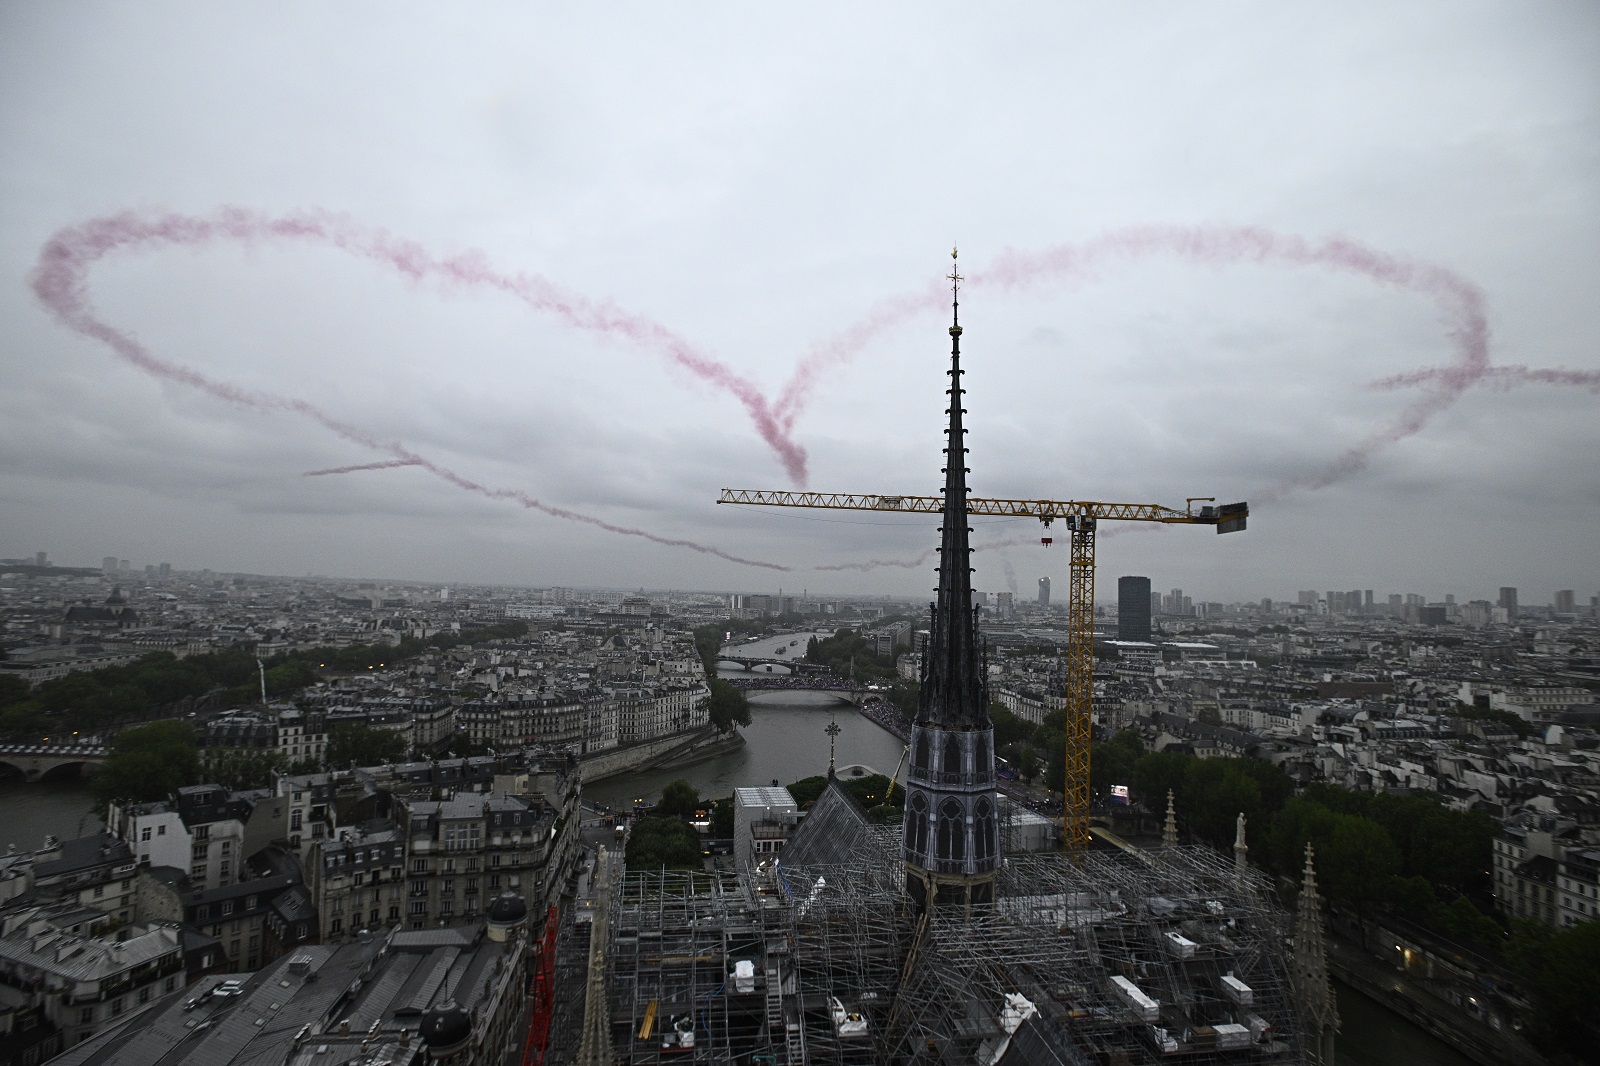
[7,548,1590,618]
[2,5,1597,599]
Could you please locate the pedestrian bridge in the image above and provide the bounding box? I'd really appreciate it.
[0,743,109,782]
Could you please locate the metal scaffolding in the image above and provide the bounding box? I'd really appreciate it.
[603,838,1308,1065]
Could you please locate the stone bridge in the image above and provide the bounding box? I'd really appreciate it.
[714,656,833,675]
[0,743,109,782]
[720,676,876,706]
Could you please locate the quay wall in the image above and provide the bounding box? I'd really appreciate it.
[580,726,744,784]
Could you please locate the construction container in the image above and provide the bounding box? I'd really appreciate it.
[1164,931,1198,958]
[1108,976,1159,1022]
[1219,973,1253,1006]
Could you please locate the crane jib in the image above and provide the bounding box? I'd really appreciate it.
[717,489,1248,530]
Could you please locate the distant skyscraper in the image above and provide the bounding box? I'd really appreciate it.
[102,556,118,577]
[1554,590,1576,614]
[1037,576,1050,606]
[1498,587,1518,620]
[1118,577,1152,642]
[34,552,47,567]
[1364,590,1374,609]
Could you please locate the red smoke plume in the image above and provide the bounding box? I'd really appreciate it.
[305,459,422,477]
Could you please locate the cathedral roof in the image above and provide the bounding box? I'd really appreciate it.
[778,774,874,871]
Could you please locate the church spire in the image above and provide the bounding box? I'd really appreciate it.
[1162,789,1180,848]
[1293,843,1340,1064]
[901,247,1000,916]
[917,246,986,732]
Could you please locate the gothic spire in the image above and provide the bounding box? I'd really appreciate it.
[917,246,987,730]
[1162,789,1179,848]
[1293,843,1340,1063]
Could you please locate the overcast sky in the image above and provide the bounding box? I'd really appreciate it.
[2,3,1596,605]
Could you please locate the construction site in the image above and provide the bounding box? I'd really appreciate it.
[579,812,1309,1065]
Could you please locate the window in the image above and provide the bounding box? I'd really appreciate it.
[246,895,257,910]
[354,873,365,886]
[937,798,965,862]
[290,811,303,831]
[138,987,151,1004]
[157,825,165,836]
[80,1008,94,1025]
[221,901,234,916]
[412,858,427,873]
[192,843,209,861]
[140,828,151,842]
[194,826,210,841]
[220,841,231,855]
[111,998,124,1017]
[331,918,342,934]
[410,902,426,915]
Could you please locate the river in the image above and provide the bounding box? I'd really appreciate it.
[584,689,906,810]
[1335,980,1478,1066]
[0,777,103,852]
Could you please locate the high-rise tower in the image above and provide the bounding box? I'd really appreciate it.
[1118,575,1152,642]
[902,250,1000,915]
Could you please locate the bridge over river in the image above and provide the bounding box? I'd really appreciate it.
[0,743,109,782]
[721,674,874,706]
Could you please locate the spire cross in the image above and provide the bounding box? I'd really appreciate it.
[825,717,842,773]
[948,245,962,321]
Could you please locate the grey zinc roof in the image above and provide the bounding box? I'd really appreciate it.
[777,775,874,871]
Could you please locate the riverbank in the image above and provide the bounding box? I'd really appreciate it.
[583,690,904,810]
[579,726,744,785]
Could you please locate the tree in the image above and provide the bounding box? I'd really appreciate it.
[625,817,704,870]
[659,779,700,819]
[1523,920,1600,1055]
[705,679,753,733]
[91,720,199,808]
[325,722,409,769]
[200,747,285,790]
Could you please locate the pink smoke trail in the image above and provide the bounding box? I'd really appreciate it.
[32,208,807,483]
[304,459,423,476]
[30,218,795,573]
[778,226,1502,499]
[1369,364,1600,393]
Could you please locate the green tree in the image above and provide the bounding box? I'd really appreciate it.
[705,679,752,733]
[1131,750,1190,816]
[325,722,409,768]
[91,720,200,808]
[0,672,31,709]
[625,817,704,870]
[658,779,700,819]
[1523,920,1600,1055]
[199,747,285,790]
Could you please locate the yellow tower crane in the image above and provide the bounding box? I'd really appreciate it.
[718,489,1248,853]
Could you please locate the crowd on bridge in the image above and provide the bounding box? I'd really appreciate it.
[721,674,854,692]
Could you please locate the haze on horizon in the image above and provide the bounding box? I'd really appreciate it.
[2,3,1596,607]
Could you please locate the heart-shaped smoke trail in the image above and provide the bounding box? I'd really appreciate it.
[32,211,1594,573]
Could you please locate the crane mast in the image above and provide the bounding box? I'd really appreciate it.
[718,489,1247,853]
